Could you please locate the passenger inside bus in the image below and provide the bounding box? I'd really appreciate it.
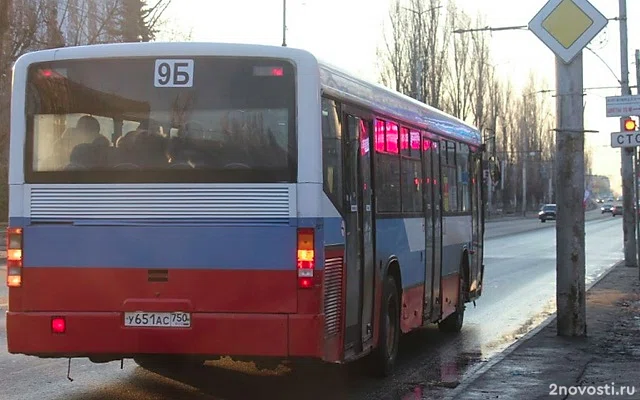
[36,111,290,172]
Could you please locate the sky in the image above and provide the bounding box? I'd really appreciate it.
[161,0,640,195]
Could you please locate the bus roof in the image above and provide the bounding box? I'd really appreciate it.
[318,60,482,146]
[14,41,481,146]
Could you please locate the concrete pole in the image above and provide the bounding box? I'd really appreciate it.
[501,160,506,191]
[555,52,586,337]
[487,168,493,216]
[635,49,640,272]
[282,0,287,47]
[619,0,637,267]
[522,152,527,216]
[549,162,553,202]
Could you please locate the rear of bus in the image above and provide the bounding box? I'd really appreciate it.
[6,43,328,363]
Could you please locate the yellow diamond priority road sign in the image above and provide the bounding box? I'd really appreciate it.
[529,0,608,64]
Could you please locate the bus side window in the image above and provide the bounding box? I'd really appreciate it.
[374,120,401,213]
[457,143,470,212]
[321,98,343,211]
[401,128,422,214]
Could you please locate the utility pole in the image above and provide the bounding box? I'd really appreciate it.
[522,143,527,216]
[555,52,586,336]
[528,0,607,338]
[635,48,640,273]
[282,0,287,47]
[548,162,553,203]
[619,0,637,267]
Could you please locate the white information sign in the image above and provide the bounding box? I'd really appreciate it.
[154,59,194,88]
[611,131,640,148]
[606,95,640,117]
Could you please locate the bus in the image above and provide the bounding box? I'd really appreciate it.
[5,42,485,377]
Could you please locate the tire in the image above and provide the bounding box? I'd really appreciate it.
[438,268,466,333]
[368,275,401,378]
[541,219,546,223]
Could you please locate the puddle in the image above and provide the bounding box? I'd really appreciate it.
[396,351,485,399]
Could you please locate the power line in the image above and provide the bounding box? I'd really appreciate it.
[453,25,527,34]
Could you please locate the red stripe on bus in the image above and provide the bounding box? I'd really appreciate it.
[10,268,298,314]
[440,273,461,320]
[400,284,425,333]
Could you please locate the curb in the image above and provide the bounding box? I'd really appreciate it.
[443,259,624,400]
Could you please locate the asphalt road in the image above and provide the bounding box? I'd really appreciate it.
[0,211,623,400]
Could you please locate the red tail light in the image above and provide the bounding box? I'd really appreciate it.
[297,228,315,289]
[52,317,66,334]
[6,227,23,288]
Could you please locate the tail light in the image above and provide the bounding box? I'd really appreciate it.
[52,317,66,334]
[297,228,315,289]
[6,227,23,287]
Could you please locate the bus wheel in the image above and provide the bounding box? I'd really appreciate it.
[368,274,400,378]
[438,270,466,333]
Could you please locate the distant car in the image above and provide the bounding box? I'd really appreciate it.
[539,204,556,223]
[612,205,623,216]
[601,203,614,214]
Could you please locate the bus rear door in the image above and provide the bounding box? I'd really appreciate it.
[341,111,375,355]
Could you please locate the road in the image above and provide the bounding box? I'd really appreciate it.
[0,211,623,400]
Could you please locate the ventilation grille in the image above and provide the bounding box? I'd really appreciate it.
[28,185,292,220]
[323,256,344,338]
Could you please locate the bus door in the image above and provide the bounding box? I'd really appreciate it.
[422,138,443,322]
[342,113,375,353]
[470,153,485,298]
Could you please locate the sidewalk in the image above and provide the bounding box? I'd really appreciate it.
[449,261,640,399]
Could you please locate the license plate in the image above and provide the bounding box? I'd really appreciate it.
[124,311,191,328]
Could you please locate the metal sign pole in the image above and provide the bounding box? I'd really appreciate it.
[619,0,637,268]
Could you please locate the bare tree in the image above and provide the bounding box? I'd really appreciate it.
[378,0,411,93]
[469,14,490,131]
[443,3,473,120]
[378,0,451,107]
[0,0,175,219]
[410,0,450,108]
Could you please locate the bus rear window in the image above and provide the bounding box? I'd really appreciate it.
[25,57,296,183]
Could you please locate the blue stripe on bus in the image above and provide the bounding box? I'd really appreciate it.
[16,213,466,279]
[375,218,468,288]
[22,224,300,269]
[322,217,344,245]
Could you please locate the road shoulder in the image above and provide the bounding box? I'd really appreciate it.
[447,261,640,399]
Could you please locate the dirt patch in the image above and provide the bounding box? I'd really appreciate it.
[587,288,629,305]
